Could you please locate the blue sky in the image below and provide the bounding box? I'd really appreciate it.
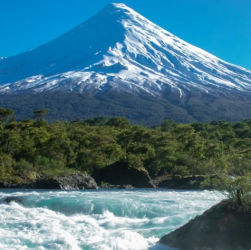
[0,0,251,69]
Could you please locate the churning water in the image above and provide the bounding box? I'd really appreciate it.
[0,189,223,250]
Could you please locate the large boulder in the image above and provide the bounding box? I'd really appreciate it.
[159,199,251,250]
[35,173,98,190]
[96,161,156,188]
[154,175,213,190]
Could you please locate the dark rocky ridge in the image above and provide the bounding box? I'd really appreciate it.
[0,171,214,190]
[0,173,98,190]
[159,199,251,250]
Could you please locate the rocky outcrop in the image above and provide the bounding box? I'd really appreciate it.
[159,199,251,250]
[96,161,156,188]
[153,175,214,190]
[35,173,97,190]
[0,173,98,190]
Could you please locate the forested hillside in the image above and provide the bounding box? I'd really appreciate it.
[0,107,251,184]
[1,92,251,126]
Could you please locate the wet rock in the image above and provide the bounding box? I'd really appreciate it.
[0,173,98,190]
[159,199,251,250]
[35,173,98,190]
[96,161,156,188]
[2,196,25,204]
[0,182,34,189]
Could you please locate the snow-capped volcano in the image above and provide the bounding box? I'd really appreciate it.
[1,3,251,96]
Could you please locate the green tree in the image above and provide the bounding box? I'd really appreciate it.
[0,107,14,122]
[34,109,49,121]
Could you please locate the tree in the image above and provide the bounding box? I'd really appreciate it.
[206,154,251,210]
[33,109,49,121]
[0,107,14,122]
[106,117,131,129]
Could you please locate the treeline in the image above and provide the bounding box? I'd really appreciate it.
[2,91,251,127]
[0,107,251,184]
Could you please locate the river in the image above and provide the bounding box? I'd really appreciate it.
[0,189,223,250]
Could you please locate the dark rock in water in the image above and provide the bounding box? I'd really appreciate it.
[159,199,251,250]
[0,174,98,190]
[153,175,213,190]
[2,196,25,204]
[96,161,156,188]
[35,173,98,190]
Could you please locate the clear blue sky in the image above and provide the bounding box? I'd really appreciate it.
[1,0,251,69]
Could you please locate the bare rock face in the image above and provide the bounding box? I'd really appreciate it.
[159,199,251,250]
[96,161,156,188]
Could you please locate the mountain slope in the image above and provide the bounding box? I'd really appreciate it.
[1,3,251,96]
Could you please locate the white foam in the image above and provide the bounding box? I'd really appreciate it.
[0,190,224,250]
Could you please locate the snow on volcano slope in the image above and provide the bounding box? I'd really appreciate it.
[1,3,251,96]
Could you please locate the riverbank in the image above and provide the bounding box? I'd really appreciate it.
[159,199,251,250]
[0,171,214,191]
[0,173,98,190]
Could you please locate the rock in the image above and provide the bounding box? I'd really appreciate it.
[159,199,251,250]
[96,161,156,188]
[0,182,34,189]
[35,173,98,190]
[0,174,98,190]
[153,175,214,190]
[2,196,25,204]
[0,182,9,188]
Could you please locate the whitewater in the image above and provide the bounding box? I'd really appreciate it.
[0,189,223,250]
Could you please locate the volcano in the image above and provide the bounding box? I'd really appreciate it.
[0,3,251,125]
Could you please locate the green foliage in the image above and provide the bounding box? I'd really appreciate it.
[0,107,251,194]
[100,181,111,188]
[33,109,49,121]
[0,107,14,122]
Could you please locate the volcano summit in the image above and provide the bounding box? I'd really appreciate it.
[0,3,251,125]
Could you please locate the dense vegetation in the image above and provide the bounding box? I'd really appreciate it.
[0,107,251,191]
[1,91,251,126]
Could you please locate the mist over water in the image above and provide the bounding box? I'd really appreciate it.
[0,189,223,250]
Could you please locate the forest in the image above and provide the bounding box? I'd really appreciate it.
[0,107,250,186]
[1,91,251,126]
